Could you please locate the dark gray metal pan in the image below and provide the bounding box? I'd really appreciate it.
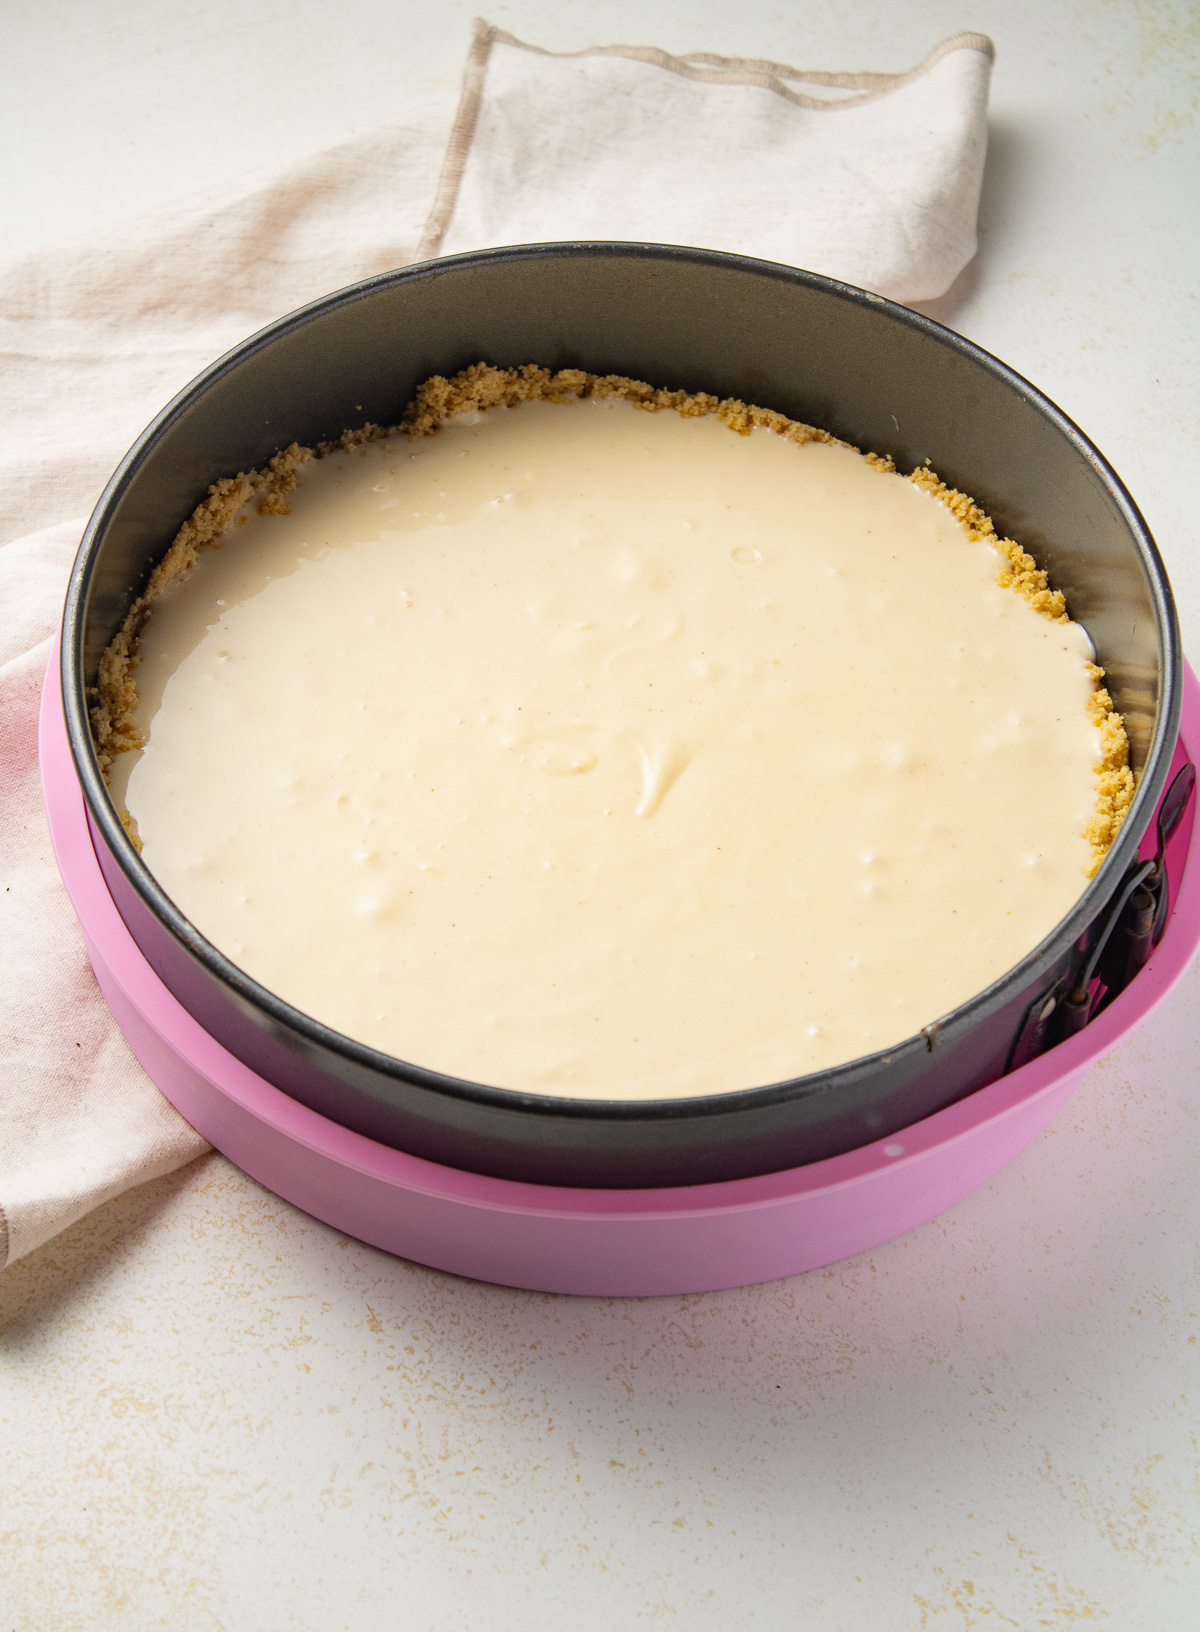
[61,243,1182,1186]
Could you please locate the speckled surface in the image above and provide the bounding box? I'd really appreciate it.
[2,2,1198,1626]
[3,954,1199,1628]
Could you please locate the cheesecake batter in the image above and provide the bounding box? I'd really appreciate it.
[111,390,1110,1099]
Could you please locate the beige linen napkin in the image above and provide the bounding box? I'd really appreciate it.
[425,23,994,302]
[0,23,993,1267]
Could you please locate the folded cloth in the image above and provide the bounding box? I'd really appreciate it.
[424,22,994,303]
[0,22,993,1267]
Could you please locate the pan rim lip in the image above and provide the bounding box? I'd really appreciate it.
[62,239,1183,1129]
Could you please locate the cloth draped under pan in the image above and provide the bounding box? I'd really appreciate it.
[0,21,994,1267]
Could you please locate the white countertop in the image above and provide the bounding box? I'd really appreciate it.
[2,3,1198,1627]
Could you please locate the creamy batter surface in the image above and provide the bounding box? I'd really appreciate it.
[116,395,1102,1098]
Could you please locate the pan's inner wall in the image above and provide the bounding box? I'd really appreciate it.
[78,249,1167,779]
